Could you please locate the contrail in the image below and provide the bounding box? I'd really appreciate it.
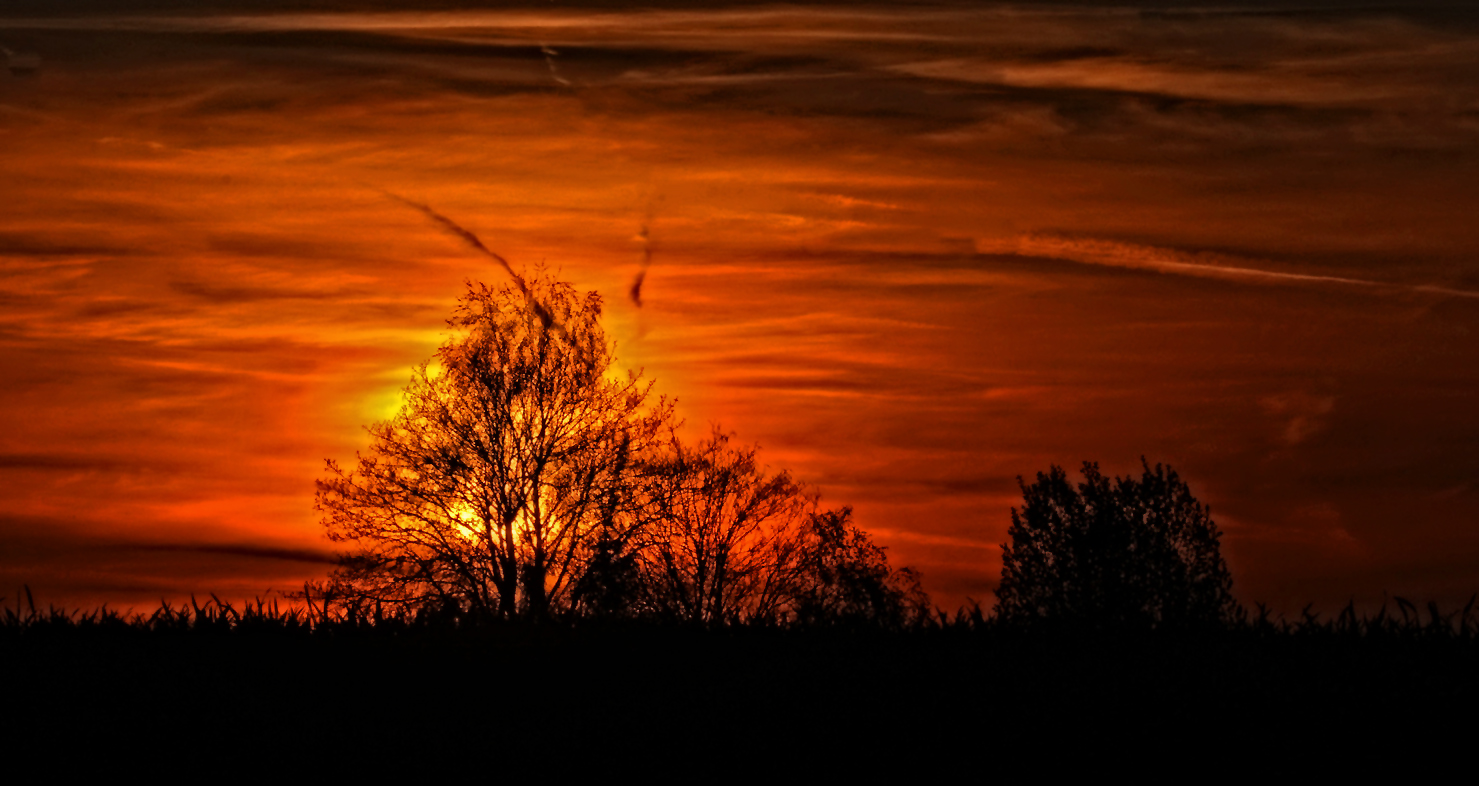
[1,46,41,76]
[629,223,652,307]
[380,190,564,332]
[980,234,1479,301]
[629,196,662,308]
[540,43,571,87]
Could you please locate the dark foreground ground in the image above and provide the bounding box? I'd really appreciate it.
[6,613,1478,775]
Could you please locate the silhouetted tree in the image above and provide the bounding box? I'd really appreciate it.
[317,272,671,617]
[628,428,930,626]
[794,507,931,629]
[996,460,1238,630]
[634,427,812,625]
[570,531,645,620]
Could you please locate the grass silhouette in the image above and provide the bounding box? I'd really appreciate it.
[5,588,1478,769]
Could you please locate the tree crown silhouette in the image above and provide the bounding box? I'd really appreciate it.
[316,271,670,617]
[996,460,1238,629]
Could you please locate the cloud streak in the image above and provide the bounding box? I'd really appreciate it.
[126,541,338,565]
[981,235,1479,300]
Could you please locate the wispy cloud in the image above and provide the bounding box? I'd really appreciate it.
[980,234,1479,300]
[127,541,337,564]
[170,279,350,304]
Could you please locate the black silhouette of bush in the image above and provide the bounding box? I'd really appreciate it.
[793,507,931,629]
[995,460,1239,630]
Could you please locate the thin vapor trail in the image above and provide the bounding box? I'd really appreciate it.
[983,235,1479,301]
[629,196,663,309]
[539,43,571,87]
[629,223,652,307]
[380,190,563,331]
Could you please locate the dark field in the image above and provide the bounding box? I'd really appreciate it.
[6,601,1476,773]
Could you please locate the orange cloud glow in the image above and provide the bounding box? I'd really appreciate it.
[3,4,1478,612]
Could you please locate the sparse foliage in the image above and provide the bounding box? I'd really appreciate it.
[996,460,1239,629]
[633,427,813,625]
[794,507,931,629]
[600,427,930,627]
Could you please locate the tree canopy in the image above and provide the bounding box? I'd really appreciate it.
[633,426,814,625]
[995,460,1239,630]
[628,427,928,626]
[316,271,925,626]
[316,273,670,617]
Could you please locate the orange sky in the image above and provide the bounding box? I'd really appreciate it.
[3,3,1478,613]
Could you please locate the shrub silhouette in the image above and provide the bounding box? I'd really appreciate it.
[996,460,1239,630]
[794,507,931,629]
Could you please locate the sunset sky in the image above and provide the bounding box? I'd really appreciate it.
[2,1,1477,613]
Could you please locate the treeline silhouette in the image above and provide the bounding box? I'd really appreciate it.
[4,444,1476,766]
[7,263,1475,767]
[6,587,1479,638]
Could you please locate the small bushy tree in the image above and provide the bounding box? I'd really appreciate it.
[628,428,929,627]
[633,427,812,625]
[996,460,1238,630]
[794,507,931,629]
